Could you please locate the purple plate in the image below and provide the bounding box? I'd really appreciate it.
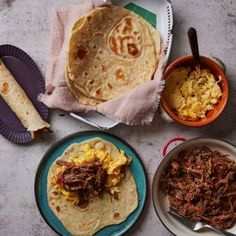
[0,45,48,144]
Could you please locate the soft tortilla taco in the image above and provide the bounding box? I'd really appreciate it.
[0,59,50,138]
[47,138,138,236]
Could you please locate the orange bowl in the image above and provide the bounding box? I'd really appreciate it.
[161,55,229,127]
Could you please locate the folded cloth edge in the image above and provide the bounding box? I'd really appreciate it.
[39,2,166,126]
[97,45,167,125]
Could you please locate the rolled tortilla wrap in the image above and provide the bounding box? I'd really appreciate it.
[0,59,49,138]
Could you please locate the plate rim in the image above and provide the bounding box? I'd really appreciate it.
[0,44,48,144]
[34,130,148,236]
[152,137,236,236]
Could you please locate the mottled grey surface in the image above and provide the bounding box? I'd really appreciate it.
[0,0,235,235]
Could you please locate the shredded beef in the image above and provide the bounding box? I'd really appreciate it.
[56,158,107,205]
[160,146,236,229]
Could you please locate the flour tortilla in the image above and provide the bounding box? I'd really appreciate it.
[66,16,104,105]
[66,6,160,105]
[66,66,104,106]
[0,59,49,138]
[47,138,138,236]
[71,15,86,32]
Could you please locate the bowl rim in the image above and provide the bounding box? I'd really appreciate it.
[161,55,229,127]
[152,137,236,236]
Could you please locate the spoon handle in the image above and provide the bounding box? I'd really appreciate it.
[209,226,236,236]
[188,27,200,68]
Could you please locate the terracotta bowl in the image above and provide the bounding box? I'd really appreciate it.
[161,55,229,127]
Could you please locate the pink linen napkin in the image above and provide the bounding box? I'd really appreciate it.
[39,0,166,125]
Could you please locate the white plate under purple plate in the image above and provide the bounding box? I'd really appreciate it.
[0,44,48,144]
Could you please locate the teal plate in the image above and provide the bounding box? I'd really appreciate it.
[35,131,147,236]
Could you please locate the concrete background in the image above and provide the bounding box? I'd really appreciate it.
[0,0,235,235]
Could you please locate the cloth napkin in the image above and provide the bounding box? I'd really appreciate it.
[39,0,166,125]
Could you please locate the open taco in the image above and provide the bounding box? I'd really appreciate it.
[47,137,138,236]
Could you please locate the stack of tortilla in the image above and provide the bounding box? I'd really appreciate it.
[66,6,161,106]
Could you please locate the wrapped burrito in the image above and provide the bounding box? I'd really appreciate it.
[0,59,50,138]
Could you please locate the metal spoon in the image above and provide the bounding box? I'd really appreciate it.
[169,207,236,236]
[188,27,201,74]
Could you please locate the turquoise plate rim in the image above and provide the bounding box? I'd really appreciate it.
[34,131,147,236]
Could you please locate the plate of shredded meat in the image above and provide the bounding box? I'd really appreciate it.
[152,138,236,236]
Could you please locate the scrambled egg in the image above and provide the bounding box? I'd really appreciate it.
[51,142,130,202]
[164,67,222,120]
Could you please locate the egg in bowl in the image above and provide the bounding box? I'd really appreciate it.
[163,67,222,121]
[161,55,228,126]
